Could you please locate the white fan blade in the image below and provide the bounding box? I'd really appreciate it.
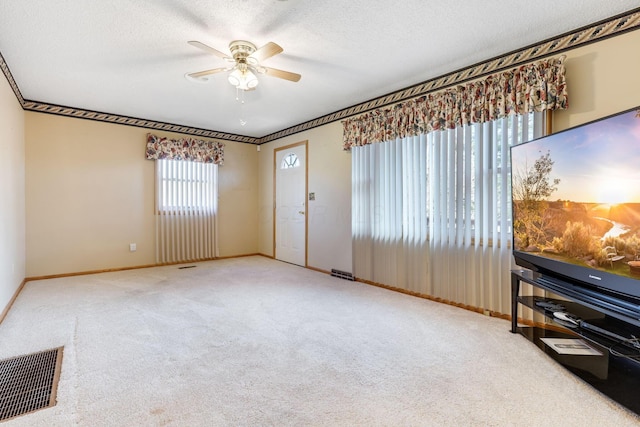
[188,41,231,60]
[187,67,228,78]
[249,42,283,63]
[262,66,301,82]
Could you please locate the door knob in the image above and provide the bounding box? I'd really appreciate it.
[298,211,305,215]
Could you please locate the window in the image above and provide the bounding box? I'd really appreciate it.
[352,112,544,309]
[281,153,300,169]
[430,112,541,239]
[157,159,217,213]
[155,159,219,263]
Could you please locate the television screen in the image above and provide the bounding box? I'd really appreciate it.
[511,107,640,307]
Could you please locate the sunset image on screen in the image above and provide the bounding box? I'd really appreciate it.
[511,109,640,278]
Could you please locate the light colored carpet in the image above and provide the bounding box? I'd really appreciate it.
[0,256,638,426]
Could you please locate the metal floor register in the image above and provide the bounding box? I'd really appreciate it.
[0,347,63,421]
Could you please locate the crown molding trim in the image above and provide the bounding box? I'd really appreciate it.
[21,101,260,144]
[2,8,639,145]
[0,51,25,105]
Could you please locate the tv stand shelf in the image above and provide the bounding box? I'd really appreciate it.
[517,295,625,349]
[511,269,640,415]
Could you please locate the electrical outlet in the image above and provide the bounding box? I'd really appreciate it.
[129,243,137,252]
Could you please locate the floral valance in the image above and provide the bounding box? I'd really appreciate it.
[145,133,225,165]
[342,56,568,150]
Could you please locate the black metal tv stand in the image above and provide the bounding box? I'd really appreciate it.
[511,269,640,415]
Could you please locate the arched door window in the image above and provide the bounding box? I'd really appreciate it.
[281,153,300,169]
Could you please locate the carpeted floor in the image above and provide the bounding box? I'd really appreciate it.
[1,256,638,426]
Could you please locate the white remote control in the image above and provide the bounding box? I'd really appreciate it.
[553,311,581,326]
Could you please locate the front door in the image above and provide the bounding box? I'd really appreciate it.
[274,142,307,266]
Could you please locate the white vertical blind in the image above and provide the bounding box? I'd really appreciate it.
[155,159,218,264]
[353,134,429,294]
[352,112,544,315]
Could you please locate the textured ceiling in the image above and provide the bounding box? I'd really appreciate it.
[1,1,640,140]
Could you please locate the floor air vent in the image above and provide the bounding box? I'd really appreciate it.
[0,347,63,422]
[331,269,355,281]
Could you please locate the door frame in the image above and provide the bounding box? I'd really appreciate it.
[273,140,308,266]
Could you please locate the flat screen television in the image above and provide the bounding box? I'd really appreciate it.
[511,106,640,322]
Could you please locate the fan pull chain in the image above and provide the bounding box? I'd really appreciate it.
[235,87,246,104]
[238,89,247,126]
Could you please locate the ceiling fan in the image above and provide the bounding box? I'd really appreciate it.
[186,40,301,90]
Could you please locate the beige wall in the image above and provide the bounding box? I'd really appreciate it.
[217,135,260,257]
[555,29,640,131]
[25,113,258,277]
[259,28,640,278]
[258,121,352,274]
[0,73,25,313]
[7,26,640,282]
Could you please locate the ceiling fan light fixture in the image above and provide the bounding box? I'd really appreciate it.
[227,69,243,86]
[228,68,258,91]
[187,39,299,96]
[245,70,259,89]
